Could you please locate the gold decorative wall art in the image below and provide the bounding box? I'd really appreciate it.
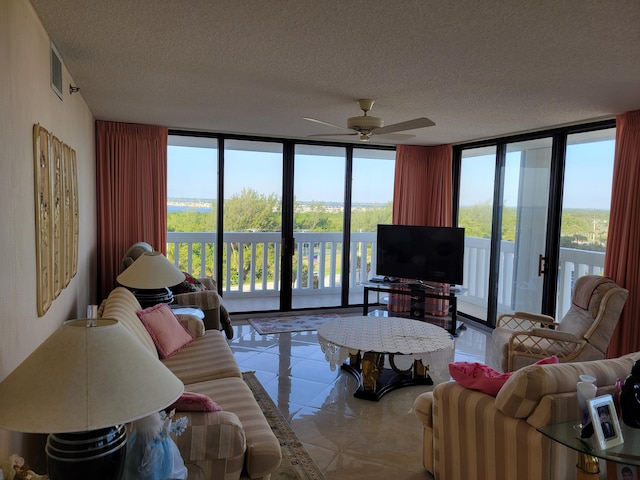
[33,124,79,316]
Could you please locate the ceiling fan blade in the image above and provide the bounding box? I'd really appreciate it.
[375,117,435,135]
[308,132,358,137]
[303,117,350,131]
[374,133,416,141]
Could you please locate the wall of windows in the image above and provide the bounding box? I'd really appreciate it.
[167,132,395,313]
[167,119,615,319]
[455,122,616,326]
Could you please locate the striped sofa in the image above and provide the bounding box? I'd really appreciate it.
[99,287,281,480]
[413,352,640,480]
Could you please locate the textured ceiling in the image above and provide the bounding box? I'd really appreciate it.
[29,1,640,146]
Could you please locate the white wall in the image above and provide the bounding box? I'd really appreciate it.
[0,0,96,461]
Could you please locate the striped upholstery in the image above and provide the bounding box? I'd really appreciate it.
[99,287,281,480]
[414,352,640,480]
[99,287,158,355]
[177,313,206,337]
[496,353,639,419]
[174,277,222,331]
[185,377,283,480]
[162,330,242,384]
[172,409,246,480]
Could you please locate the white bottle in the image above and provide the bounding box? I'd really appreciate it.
[577,374,597,427]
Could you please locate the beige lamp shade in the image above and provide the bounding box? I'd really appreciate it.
[116,251,185,289]
[0,319,184,433]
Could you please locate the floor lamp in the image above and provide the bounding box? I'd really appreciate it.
[0,318,184,480]
[116,251,185,308]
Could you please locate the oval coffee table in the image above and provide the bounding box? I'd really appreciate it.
[317,316,454,401]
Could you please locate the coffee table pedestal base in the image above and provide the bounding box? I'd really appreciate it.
[341,352,432,401]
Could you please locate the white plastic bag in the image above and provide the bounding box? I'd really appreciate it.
[124,411,187,480]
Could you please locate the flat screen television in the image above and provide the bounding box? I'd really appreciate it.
[376,224,465,285]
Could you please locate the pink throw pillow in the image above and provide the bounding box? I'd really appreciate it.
[137,303,194,358]
[449,356,559,397]
[169,392,222,412]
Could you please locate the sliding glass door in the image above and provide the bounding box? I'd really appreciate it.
[291,145,345,309]
[497,138,553,315]
[223,140,283,312]
[458,146,496,320]
[166,136,218,277]
[456,122,616,326]
[557,128,615,317]
[457,138,556,322]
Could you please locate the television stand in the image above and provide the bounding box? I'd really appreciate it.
[362,282,465,336]
[416,281,441,291]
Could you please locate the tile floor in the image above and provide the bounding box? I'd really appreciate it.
[228,316,493,480]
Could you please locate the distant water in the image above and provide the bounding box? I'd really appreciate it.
[168,206,212,213]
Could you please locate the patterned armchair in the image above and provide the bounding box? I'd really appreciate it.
[491,275,628,372]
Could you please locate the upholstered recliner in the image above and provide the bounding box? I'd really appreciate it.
[491,275,628,372]
[121,242,233,338]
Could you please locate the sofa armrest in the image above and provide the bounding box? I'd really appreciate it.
[413,391,434,428]
[413,390,435,473]
[198,277,217,291]
[171,410,246,480]
[174,290,221,331]
[175,314,206,338]
[174,290,220,310]
[508,330,585,363]
[497,311,557,330]
[529,328,582,342]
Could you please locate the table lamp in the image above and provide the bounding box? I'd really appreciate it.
[116,251,185,308]
[0,318,184,480]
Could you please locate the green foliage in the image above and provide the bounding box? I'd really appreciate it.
[167,210,214,232]
[224,188,281,232]
[167,192,609,288]
[458,204,608,247]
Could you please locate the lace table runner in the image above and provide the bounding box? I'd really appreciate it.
[317,316,454,370]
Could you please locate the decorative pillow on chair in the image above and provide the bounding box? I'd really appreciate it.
[169,392,222,412]
[449,355,559,397]
[171,272,208,295]
[137,303,194,358]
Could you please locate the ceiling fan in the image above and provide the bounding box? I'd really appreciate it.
[304,98,435,142]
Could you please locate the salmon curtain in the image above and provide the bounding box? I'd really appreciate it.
[392,144,453,225]
[604,110,640,357]
[388,144,453,315]
[96,121,168,301]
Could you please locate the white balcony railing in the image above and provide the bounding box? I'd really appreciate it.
[167,232,605,319]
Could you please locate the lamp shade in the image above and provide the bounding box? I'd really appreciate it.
[116,251,185,289]
[0,319,184,433]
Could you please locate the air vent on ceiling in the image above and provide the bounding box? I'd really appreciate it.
[50,41,63,100]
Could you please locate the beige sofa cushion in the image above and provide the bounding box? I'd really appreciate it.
[99,287,158,356]
[186,376,282,479]
[171,409,246,480]
[496,353,639,419]
[162,330,242,385]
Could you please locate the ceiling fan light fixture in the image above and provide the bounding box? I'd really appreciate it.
[347,115,384,131]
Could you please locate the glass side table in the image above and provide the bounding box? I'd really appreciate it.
[538,421,640,479]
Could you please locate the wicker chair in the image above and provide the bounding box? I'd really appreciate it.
[491,275,628,372]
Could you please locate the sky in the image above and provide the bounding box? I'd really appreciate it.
[168,137,615,210]
[167,145,396,204]
[459,140,615,209]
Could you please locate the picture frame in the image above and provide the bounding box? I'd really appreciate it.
[588,394,624,450]
[607,462,639,480]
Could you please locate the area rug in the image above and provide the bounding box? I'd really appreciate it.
[248,313,340,335]
[243,372,326,480]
